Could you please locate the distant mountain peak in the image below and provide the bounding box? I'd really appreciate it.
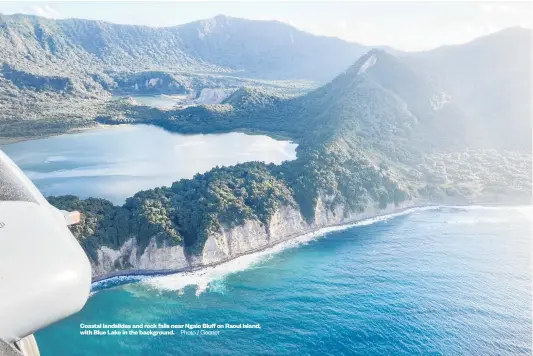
[193,14,233,36]
[213,14,229,20]
[344,48,392,77]
[208,14,231,25]
[0,12,378,82]
[489,25,531,37]
[356,53,378,75]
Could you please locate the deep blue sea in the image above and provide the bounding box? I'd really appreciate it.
[35,206,532,355]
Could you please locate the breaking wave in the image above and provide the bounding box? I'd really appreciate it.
[91,204,530,296]
[139,205,439,296]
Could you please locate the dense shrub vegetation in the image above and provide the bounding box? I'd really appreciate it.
[2,14,530,261]
[48,50,532,260]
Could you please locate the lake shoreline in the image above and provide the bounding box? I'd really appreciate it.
[0,123,297,147]
[0,124,119,146]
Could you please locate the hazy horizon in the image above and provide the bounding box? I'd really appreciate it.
[0,1,531,51]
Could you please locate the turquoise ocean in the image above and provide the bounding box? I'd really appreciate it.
[35,206,531,355]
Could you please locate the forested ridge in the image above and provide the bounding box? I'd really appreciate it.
[49,49,532,259]
[1,14,530,260]
[0,13,365,138]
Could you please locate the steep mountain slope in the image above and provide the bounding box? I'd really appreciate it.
[176,15,369,80]
[292,27,533,154]
[0,13,369,138]
[125,33,529,156]
[0,13,368,81]
[408,27,532,151]
[1,15,529,276]
[56,29,532,277]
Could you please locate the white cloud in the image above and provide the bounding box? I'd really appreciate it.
[10,4,62,19]
[336,20,348,31]
[482,3,523,14]
[497,4,519,13]
[482,4,494,12]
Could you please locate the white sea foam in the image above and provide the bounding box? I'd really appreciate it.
[93,204,529,296]
[140,205,439,296]
[141,230,323,296]
[445,218,510,225]
[443,205,532,219]
[91,275,148,292]
[443,204,531,211]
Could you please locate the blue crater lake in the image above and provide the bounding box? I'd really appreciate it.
[1,125,297,204]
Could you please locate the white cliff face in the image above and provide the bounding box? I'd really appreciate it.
[268,205,307,242]
[93,238,137,276]
[199,219,268,265]
[194,88,229,105]
[91,237,189,278]
[137,239,189,270]
[199,205,307,265]
[91,198,416,278]
[313,196,346,227]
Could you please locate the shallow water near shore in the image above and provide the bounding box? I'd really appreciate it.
[36,206,532,355]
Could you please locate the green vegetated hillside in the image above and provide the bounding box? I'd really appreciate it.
[49,29,532,261]
[0,13,367,79]
[0,13,367,137]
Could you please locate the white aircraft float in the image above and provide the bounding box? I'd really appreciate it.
[0,150,92,356]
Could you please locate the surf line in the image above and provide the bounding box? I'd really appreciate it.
[91,204,446,292]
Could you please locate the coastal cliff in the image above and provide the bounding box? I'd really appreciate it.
[45,34,531,282]
[90,199,415,280]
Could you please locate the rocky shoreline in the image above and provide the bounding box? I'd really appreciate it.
[91,202,435,284]
[90,198,531,287]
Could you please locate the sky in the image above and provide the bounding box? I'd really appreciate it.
[0,1,531,51]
